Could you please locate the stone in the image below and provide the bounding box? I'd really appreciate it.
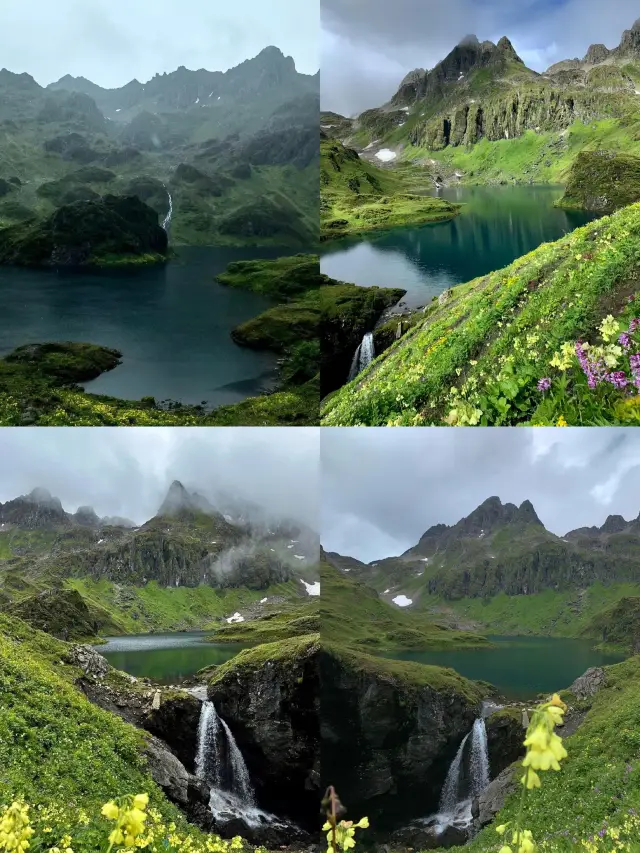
[472,766,517,830]
[65,644,110,680]
[569,667,606,699]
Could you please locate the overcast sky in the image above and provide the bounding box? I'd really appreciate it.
[0,0,319,88]
[0,427,319,527]
[322,0,640,116]
[322,428,640,562]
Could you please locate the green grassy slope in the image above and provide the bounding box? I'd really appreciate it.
[322,202,640,426]
[0,612,214,852]
[557,150,640,212]
[320,137,460,240]
[464,655,640,853]
[320,560,488,651]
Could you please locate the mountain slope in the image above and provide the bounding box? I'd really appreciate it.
[0,47,318,248]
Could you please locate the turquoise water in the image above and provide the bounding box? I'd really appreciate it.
[0,246,285,407]
[100,631,244,684]
[381,635,625,699]
[320,185,600,308]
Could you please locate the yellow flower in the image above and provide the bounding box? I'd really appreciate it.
[102,803,119,821]
[132,796,149,811]
[557,416,568,426]
[599,314,619,342]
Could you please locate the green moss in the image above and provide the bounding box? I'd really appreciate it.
[4,588,122,640]
[207,633,319,685]
[556,150,640,212]
[320,137,460,240]
[207,601,319,645]
[216,253,323,300]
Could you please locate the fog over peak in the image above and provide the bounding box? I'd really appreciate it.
[0,428,319,530]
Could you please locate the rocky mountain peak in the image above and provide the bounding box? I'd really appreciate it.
[455,496,542,536]
[0,487,68,529]
[156,480,214,517]
[458,34,480,47]
[496,36,524,63]
[28,487,62,509]
[73,505,100,527]
[619,20,640,54]
[600,514,629,534]
[583,43,611,65]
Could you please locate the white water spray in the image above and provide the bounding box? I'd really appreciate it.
[437,717,490,827]
[161,185,173,231]
[348,332,375,381]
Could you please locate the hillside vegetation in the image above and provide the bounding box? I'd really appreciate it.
[322,203,640,426]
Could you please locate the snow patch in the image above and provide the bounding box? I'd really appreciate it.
[375,148,397,162]
[300,579,320,596]
[97,538,104,544]
[260,597,268,604]
[294,555,306,560]
[383,588,390,594]
[195,97,200,104]
[420,558,429,563]
[392,594,413,607]
[401,106,410,112]
[115,108,121,113]
[226,612,244,623]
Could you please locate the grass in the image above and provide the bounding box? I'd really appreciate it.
[462,654,640,853]
[321,560,488,652]
[322,202,640,426]
[556,151,640,213]
[207,633,320,684]
[207,599,319,644]
[67,577,301,635]
[320,137,460,241]
[0,612,209,853]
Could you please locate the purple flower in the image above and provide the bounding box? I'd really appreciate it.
[619,333,631,349]
[630,354,640,371]
[598,829,607,838]
[630,318,640,332]
[537,377,552,392]
[608,371,629,389]
[576,342,608,388]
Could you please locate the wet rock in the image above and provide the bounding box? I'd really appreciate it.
[65,643,110,680]
[389,820,469,850]
[144,735,213,830]
[472,765,517,829]
[145,693,202,772]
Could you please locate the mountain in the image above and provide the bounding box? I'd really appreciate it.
[326,497,640,602]
[0,47,318,248]
[325,19,640,188]
[0,482,320,629]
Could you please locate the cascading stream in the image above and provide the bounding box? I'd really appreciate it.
[161,185,173,231]
[348,332,375,382]
[437,717,491,826]
[195,700,254,803]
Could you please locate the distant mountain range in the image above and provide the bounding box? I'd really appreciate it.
[325,496,640,601]
[0,480,319,596]
[0,46,319,247]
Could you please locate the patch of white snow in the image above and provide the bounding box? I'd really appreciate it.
[300,579,320,596]
[226,612,244,623]
[260,597,268,604]
[294,555,306,560]
[195,97,200,104]
[392,594,413,607]
[375,148,397,162]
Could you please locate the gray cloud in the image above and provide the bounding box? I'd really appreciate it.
[322,0,640,116]
[1,0,319,87]
[321,428,640,562]
[0,427,319,528]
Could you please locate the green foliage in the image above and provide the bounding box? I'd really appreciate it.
[322,202,640,426]
[207,600,319,645]
[557,151,640,212]
[216,253,323,300]
[207,633,320,686]
[320,137,460,240]
[321,560,488,652]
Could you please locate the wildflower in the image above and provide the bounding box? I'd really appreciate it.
[600,314,619,342]
[550,342,575,371]
[0,803,35,853]
[102,795,149,851]
[607,371,629,389]
[537,378,551,392]
[557,416,568,426]
[619,332,631,349]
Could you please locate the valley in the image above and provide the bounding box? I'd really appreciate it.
[0,47,320,425]
[320,19,640,424]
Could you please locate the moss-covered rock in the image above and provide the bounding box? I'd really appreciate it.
[556,150,640,212]
[582,596,640,652]
[4,588,118,640]
[4,342,122,384]
[216,253,323,300]
[0,194,168,267]
[208,634,320,828]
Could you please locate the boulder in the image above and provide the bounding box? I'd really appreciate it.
[143,735,213,830]
[472,765,517,829]
[569,666,606,699]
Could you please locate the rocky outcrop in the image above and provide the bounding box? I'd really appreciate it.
[556,151,640,213]
[569,667,607,699]
[0,487,69,529]
[320,644,485,829]
[485,708,524,775]
[208,636,320,829]
[472,765,517,830]
[0,194,168,267]
[144,735,213,830]
[5,589,103,641]
[145,693,203,772]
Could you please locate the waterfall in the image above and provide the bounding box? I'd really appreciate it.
[161,185,173,231]
[348,332,375,381]
[438,717,490,819]
[195,700,254,804]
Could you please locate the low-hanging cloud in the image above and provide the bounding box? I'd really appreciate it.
[1,0,319,88]
[321,428,640,562]
[0,427,319,530]
[322,0,640,116]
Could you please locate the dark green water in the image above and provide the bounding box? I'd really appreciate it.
[382,636,625,699]
[100,632,245,684]
[320,185,600,308]
[0,246,285,407]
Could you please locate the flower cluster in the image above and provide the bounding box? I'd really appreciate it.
[0,803,34,853]
[322,817,369,853]
[495,694,568,853]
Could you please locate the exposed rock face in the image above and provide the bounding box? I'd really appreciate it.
[320,646,482,829]
[0,488,68,528]
[208,638,320,829]
[145,694,203,772]
[485,709,524,776]
[584,44,611,65]
[388,820,469,850]
[472,765,517,830]
[6,589,101,640]
[556,151,640,213]
[144,735,213,830]
[569,667,606,699]
[65,643,110,680]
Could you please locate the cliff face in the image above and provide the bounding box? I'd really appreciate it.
[320,645,485,829]
[208,635,320,829]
